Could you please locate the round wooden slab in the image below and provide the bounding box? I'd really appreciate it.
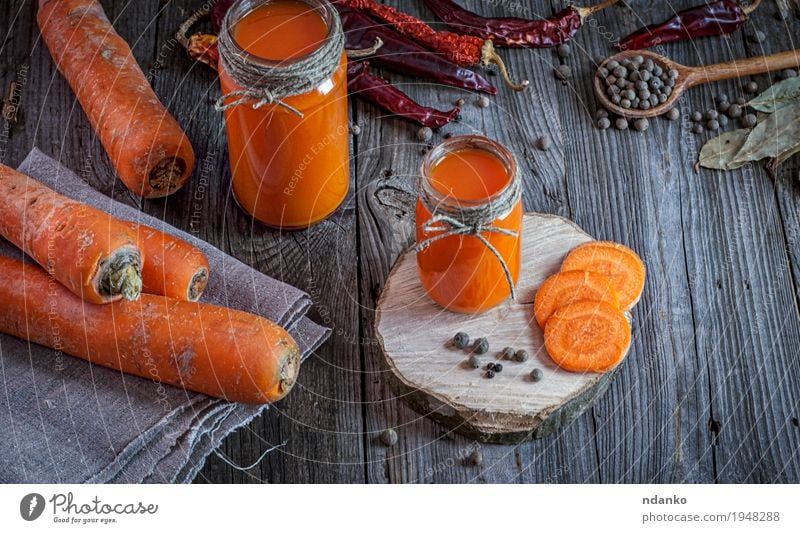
[375,213,626,443]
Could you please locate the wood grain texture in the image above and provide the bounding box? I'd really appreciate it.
[0,0,798,483]
[355,0,604,483]
[550,0,720,484]
[142,0,367,483]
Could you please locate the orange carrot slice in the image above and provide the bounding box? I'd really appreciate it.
[544,300,631,373]
[561,241,645,311]
[533,270,620,328]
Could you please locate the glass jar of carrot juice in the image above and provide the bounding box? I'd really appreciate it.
[416,136,523,314]
[218,0,349,229]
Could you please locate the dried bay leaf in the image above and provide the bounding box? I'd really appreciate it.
[773,142,800,167]
[747,77,800,113]
[698,129,751,170]
[730,101,800,165]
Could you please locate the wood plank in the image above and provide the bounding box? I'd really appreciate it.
[693,4,800,483]
[356,0,602,483]
[143,0,366,483]
[550,0,716,482]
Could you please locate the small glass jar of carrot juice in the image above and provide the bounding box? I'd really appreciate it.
[218,0,349,229]
[416,136,523,314]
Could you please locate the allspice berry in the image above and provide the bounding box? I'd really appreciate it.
[472,337,489,354]
[452,332,470,349]
[666,107,680,121]
[535,135,553,151]
[469,448,484,466]
[554,65,571,80]
[417,127,433,142]
[380,428,398,446]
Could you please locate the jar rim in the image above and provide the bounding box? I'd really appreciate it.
[221,0,338,68]
[420,135,519,209]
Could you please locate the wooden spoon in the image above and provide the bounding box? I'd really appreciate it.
[594,49,800,119]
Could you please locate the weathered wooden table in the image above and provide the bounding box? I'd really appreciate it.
[2,0,799,483]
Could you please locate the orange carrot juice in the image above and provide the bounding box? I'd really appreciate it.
[416,136,523,314]
[219,0,349,229]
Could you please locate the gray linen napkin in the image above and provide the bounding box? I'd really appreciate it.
[0,149,329,483]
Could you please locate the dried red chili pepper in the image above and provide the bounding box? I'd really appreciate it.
[347,61,460,129]
[177,7,220,69]
[424,0,619,48]
[211,0,234,31]
[333,0,528,91]
[618,0,763,51]
[338,7,496,94]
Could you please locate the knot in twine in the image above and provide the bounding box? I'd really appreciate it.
[415,171,521,300]
[214,0,344,117]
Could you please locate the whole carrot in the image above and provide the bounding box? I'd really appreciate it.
[131,224,210,302]
[37,0,196,198]
[0,256,300,404]
[0,163,143,303]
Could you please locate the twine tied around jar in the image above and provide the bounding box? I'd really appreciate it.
[214,0,345,118]
[415,172,522,300]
